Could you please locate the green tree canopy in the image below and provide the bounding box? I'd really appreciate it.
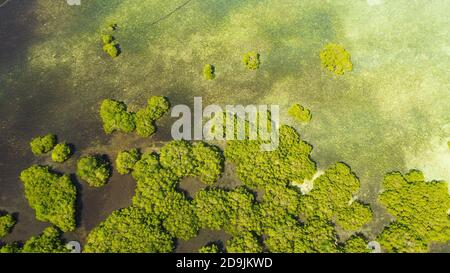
[99,99,136,134]
[84,207,173,253]
[51,143,72,163]
[226,232,263,253]
[135,96,170,137]
[22,227,68,253]
[115,148,140,175]
[242,51,260,70]
[30,134,56,156]
[377,170,450,252]
[340,234,370,253]
[199,243,220,253]
[203,64,215,80]
[298,163,372,232]
[320,43,352,75]
[76,155,111,187]
[225,125,316,188]
[20,165,76,232]
[288,103,312,123]
[0,213,15,238]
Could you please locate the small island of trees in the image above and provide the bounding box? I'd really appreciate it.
[19,165,76,232]
[203,64,215,80]
[0,214,15,239]
[100,96,170,137]
[288,103,312,123]
[320,43,353,75]
[242,51,261,70]
[76,155,111,187]
[51,143,72,163]
[29,134,56,156]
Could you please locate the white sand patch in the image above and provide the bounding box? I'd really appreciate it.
[292,170,324,194]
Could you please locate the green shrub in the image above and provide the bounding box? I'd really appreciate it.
[146,96,170,119]
[101,34,114,45]
[226,232,263,253]
[0,243,21,253]
[30,134,56,155]
[99,99,136,134]
[320,43,352,75]
[192,142,224,185]
[131,152,162,181]
[0,214,15,238]
[340,235,370,253]
[135,108,157,137]
[116,148,140,175]
[242,51,260,70]
[19,165,76,232]
[288,103,312,123]
[84,207,174,253]
[103,42,119,58]
[199,243,220,253]
[22,227,68,253]
[76,155,111,187]
[203,64,215,80]
[51,143,72,163]
[135,96,170,137]
[159,140,196,177]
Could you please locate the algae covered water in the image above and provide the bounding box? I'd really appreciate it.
[0,0,449,249]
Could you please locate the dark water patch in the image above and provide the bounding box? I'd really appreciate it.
[176,229,230,253]
[0,0,37,74]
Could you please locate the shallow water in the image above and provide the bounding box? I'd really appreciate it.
[0,0,449,250]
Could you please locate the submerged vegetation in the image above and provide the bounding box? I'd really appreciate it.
[19,165,76,232]
[320,43,353,75]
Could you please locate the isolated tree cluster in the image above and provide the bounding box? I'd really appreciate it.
[19,165,76,232]
[29,134,72,163]
[288,103,312,123]
[320,43,353,75]
[100,96,170,137]
[76,155,111,187]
